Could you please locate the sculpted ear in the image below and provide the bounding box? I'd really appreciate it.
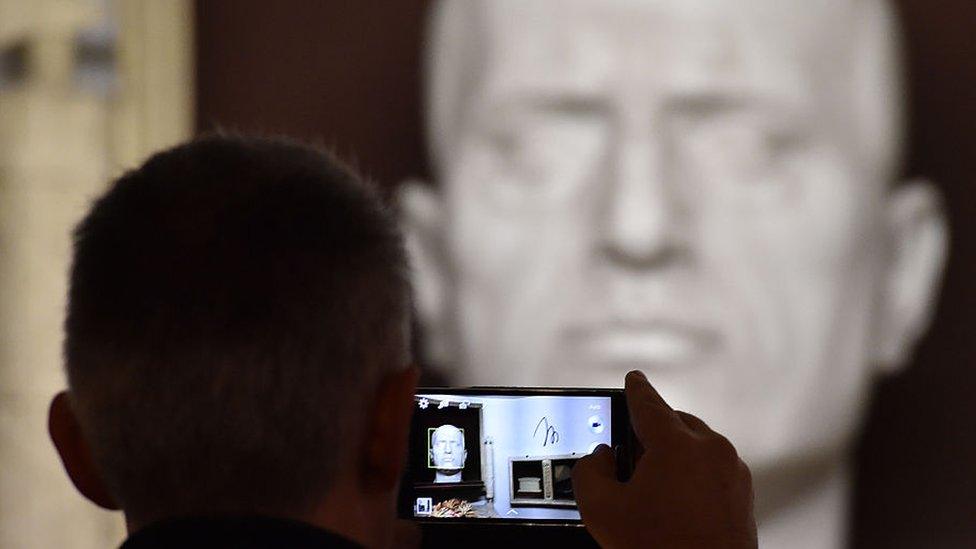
[873,180,949,371]
[398,180,454,366]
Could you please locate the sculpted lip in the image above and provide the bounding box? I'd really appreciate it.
[566,320,721,368]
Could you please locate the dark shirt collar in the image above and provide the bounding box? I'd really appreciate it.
[120,515,364,549]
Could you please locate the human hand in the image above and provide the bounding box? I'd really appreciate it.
[572,371,757,549]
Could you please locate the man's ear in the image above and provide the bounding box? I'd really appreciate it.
[874,180,949,371]
[398,180,453,366]
[48,391,119,510]
[361,366,421,492]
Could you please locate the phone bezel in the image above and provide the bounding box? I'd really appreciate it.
[399,386,632,527]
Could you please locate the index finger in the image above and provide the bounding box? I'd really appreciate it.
[625,370,683,446]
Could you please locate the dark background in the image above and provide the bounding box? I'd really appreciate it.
[195,1,976,546]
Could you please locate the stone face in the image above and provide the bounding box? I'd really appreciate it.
[408,1,946,548]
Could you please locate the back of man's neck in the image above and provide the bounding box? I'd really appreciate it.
[122,515,365,548]
[306,480,395,548]
[124,484,380,548]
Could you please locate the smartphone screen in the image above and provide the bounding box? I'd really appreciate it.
[398,388,631,526]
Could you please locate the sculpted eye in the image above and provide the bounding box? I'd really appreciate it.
[493,116,604,175]
[481,127,548,184]
[673,110,811,189]
[486,129,520,161]
[733,126,799,167]
[764,128,808,157]
[464,109,608,209]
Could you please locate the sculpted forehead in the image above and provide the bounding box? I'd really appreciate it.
[478,0,852,50]
[432,425,463,442]
[476,0,850,103]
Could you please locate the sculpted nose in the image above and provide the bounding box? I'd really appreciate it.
[598,131,685,269]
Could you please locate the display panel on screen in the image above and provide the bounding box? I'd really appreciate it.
[406,393,612,521]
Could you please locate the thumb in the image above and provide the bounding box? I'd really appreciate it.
[572,444,617,514]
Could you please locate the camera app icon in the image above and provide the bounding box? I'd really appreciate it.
[415,497,433,516]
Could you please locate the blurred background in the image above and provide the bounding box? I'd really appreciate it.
[1,1,974,547]
[1,1,191,547]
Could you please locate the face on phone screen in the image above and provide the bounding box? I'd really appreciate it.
[401,390,623,523]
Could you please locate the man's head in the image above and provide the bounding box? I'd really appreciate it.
[50,135,418,540]
[403,0,948,475]
[430,424,466,471]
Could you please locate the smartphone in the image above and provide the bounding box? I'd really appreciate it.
[398,387,634,527]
